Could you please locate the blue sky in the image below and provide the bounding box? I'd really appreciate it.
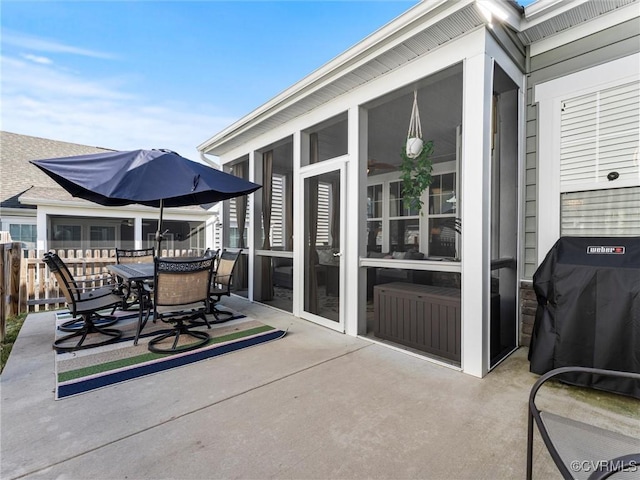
[1,1,533,160]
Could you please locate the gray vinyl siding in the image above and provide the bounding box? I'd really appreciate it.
[528,19,640,83]
[522,17,640,279]
[524,91,538,279]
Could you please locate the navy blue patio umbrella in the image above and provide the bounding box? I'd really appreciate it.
[31,149,261,253]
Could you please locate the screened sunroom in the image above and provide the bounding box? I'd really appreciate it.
[200,0,526,377]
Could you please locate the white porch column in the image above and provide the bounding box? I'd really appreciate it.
[134,217,142,250]
[292,130,304,317]
[247,151,256,301]
[461,52,493,378]
[36,208,47,253]
[205,209,217,251]
[346,105,367,336]
[252,151,265,301]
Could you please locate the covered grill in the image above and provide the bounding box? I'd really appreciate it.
[529,236,640,397]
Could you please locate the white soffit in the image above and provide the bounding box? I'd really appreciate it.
[519,0,638,45]
[199,0,507,157]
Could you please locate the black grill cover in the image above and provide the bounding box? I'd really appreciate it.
[529,236,640,398]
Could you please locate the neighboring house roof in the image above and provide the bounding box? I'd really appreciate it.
[1,131,114,210]
[1,131,206,214]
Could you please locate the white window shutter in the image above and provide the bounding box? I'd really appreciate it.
[316,182,330,246]
[270,174,285,247]
[229,196,251,226]
[560,81,639,190]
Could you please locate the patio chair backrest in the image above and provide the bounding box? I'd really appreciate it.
[43,252,79,307]
[203,248,220,268]
[214,249,242,288]
[116,247,155,264]
[153,257,215,308]
[48,252,80,290]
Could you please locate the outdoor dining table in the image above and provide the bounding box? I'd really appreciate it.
[107,263,154,345]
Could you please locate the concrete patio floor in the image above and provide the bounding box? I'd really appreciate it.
[1,296,636,480]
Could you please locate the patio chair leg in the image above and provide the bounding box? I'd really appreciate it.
[147,322,209,354]
[526,411,535,480]
[58,313,118,332]
[171,331,180,350]
[211,306,234,324]
[187,311,211,329]
[53,317,122,352]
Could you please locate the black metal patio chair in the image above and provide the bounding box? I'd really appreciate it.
[203,247,220,259]
[45,252,123,352]
[46,252,121,333]
[202,247,220,273]
[116,247,155,264]
[147,256,215,354]
[527,366,640,480]
[208,249,242,323]
[115,247,155,310]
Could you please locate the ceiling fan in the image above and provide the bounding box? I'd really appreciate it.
[367,158,396,174]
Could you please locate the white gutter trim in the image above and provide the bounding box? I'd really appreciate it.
[199,152,221,169]
[0,207,36,217]
[18,198,211,217]
[522,0,589,28]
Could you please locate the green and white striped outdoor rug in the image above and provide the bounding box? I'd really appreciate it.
[54,309,286,399]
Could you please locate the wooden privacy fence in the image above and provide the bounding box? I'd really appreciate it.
[1,243,23,342]
[0,245,204,341]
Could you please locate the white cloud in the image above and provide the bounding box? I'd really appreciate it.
[2,56,133,101]
[3,30,117,60]
[21,53,53,65]
[1,54,236,160]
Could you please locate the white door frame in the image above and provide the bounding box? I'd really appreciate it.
[297,157,347,332]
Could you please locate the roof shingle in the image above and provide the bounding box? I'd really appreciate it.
[1,131,114,208]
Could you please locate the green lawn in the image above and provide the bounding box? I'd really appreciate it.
[1,313,27,373]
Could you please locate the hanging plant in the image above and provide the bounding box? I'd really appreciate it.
[400,90,434,213]
[400,140,434,212]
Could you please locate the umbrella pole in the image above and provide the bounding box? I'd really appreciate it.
[156,198,164,256]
